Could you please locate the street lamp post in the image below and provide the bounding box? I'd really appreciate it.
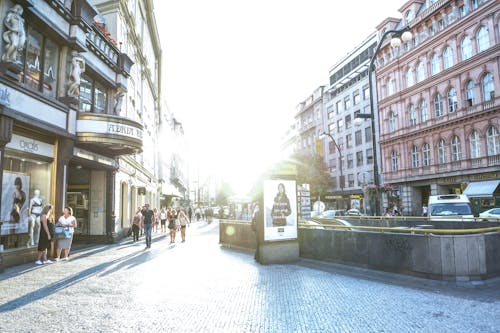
[320,131,344,206]
[354,26,412,216]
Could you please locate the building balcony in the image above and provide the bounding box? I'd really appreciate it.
[75,113,143,156]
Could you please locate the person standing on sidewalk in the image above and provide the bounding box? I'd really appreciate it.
[141,204,154,249]
[56,207,77,261]
[131,207,142,243]
[167,207,176,243]
[35,204,54,265]
[178,209,190,242]
[160,208,167,233]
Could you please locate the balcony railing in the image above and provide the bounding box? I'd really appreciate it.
[488,154,500,166]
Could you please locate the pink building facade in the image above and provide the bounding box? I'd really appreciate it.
[375,0,499,215]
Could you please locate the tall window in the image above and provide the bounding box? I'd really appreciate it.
[411,145,419,168]
[469,130,481,158]
[336,100,342,114]
[451,135,461,161]
[355,130,362,146]
[345,115,352,129]
[482,72,494,101]
[434,93,443,116]
[337,119,344,132]
[438,138,447,164]
[389,111,396,132]
[461,36,473,60]
[347,153,353,168]
[79,74,108,113]
[366,148,373,164]
[406,68,414,87]
[431,53,440,75]
[22,27,60,98]
[363,86,370,100]
[353,92,360,105]
[422,143,431,166]
[487,126,500,156]
[420,99,428,122]
[408,104,417,126]
[356,151,364,167]
[477,26,490,52]
[416,61,425,82]
[365,126,372,142]
[346,134,353,148]
[327,105,334,119]
[447,88,458,112]
[391,150,399,171]
[387,78,395,96]
[443,46,453,69]
[465,80,475,106]
[344,97,351,110]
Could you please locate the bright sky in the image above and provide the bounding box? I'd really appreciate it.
[154,0,405,195]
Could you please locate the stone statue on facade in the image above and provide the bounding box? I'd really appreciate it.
[113,89,125,115]
[67,50,85,98]
[1,4,26,63]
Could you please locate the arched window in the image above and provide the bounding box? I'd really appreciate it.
[438,138,447,164]
[431,53,441,75]
[391,150,399,171]
[482,72,494,101]
[487,126,500,156]
[469,130,481,158]
[461,36,473,60]
[447,87,458,112]
[443,46,453,69]
[387,78,395,96]
[408,104,417,126]
[416,61,425,82]
[420,99,428,122]
[411,145,419,168]
[434,93,443,116]
[451,135,461,161]
[406,68,414,87]
[465,80,475,107]
[477,26,490,52]
[389,111,396,132]
[422,143,431,166]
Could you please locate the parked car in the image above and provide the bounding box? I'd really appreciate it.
[428,194,474,222]
[479,208,500,221]
[316,210,346,218]
[346,209,364,216]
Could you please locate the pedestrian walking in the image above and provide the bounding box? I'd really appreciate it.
[167,207,176,243]
[131,207,142,243]
[251,203,262,261]
[188,206,193,222]
[153,208,159,233]
[35,204,54,265]
[178,209,190,242]
[160,208,167,233]
[56,206,77,261]
[141,204,154,249]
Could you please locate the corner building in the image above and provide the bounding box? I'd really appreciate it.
[375,0,499,215]
[0,0,142,252]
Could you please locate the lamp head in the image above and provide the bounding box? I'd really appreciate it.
[390,37,402,48]
[401,30,413,43]
[353,117,364,127]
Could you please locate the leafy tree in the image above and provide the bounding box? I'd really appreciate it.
[215,181,235,206]
[285,151,330,198]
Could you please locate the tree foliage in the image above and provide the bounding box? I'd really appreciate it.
[215,181,235,205]
[287,151,330,197]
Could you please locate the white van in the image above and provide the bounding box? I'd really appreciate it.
[427,194,474,222]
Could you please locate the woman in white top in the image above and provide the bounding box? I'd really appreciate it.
[56,206,77,261]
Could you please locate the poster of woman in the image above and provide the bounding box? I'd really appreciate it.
[1,172,30,235]
[263,179,297,241]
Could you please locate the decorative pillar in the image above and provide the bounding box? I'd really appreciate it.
[53,138,74,216]
[0,115,13,221]
[106,169,117,243]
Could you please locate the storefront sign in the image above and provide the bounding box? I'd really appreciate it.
[76,119,143,141]
[6,134,54,158]
[73,148,115,167]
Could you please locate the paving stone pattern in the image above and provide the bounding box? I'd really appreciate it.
[1,221,499,333]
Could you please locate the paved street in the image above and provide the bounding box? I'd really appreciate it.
[1,220,500,333]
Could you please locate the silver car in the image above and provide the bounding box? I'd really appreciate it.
[479,208,500,221]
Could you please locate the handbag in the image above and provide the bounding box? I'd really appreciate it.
[55,226,72,239]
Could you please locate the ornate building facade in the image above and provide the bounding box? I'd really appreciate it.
[375,0,499,215]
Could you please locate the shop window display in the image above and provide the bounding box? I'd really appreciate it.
[1,155,52,249]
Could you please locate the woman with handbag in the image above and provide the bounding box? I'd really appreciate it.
[56,206,77,261]
[35,204,54,265]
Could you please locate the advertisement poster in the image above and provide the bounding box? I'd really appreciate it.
[263,179,297,241]
[1,172,30,235]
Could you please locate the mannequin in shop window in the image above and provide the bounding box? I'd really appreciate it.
[28,189,43,246]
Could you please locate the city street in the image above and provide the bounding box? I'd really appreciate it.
[1,220,500,333]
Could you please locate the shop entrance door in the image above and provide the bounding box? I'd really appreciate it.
[66,190,90,236]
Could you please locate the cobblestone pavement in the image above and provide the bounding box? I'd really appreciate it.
[1,220,500,333]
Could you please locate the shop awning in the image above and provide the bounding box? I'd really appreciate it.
[463,180,500,198]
